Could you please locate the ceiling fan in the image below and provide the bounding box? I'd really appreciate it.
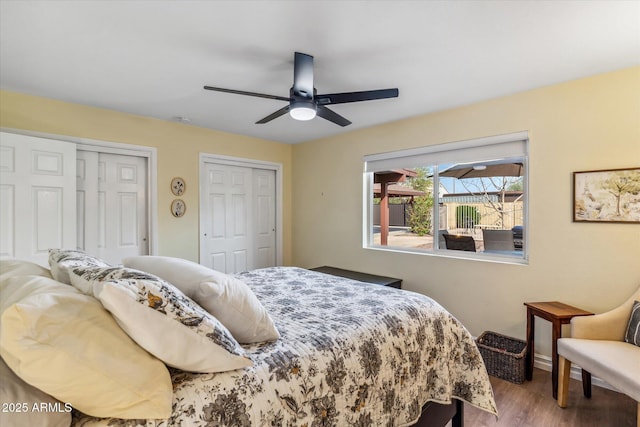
[204,52,399,127]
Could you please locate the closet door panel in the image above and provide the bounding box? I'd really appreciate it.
[96,153,148,264]
[0,132,76,265]
[76,150,99,254]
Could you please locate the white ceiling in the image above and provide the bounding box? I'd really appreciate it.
[1,1,639,144]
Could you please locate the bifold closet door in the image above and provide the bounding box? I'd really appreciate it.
[200,162,276,273]
[252,168,276,269]
[0,132,76,265]
[77,151,148,265]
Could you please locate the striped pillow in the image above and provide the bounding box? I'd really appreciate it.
[624,300,640,347]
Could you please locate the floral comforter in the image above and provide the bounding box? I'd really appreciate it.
[73,267,497,427]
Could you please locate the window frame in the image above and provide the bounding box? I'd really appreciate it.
[363,131,529,265]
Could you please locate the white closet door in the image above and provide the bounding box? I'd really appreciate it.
[201,163,252,273]
[0,132,76,266]
[76,150,100,255]
[252,168,276,269]
[77,151,148,264]
[200,162,277,273]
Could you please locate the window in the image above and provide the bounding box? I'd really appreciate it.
[363,132,528,263]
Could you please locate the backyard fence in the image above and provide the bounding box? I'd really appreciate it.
[372,203,411,227]
[373,201,524,231]
[442,201,524,231]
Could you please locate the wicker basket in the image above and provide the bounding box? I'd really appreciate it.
[476,331,527,384]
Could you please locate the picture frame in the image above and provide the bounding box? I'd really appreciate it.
[171,177,185,196]
[573,167,640,223]
[171,199,186,218]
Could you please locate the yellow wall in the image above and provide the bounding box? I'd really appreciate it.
[2,68,638,358]
[0,90,293,264]
[291,67,640,356]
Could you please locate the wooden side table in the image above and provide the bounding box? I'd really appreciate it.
[524,301,593,398]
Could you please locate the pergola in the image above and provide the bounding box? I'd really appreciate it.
[373,169,420,245]
[372,183,425,198]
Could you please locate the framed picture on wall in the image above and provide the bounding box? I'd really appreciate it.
[171,177,186,196]
[573,167,640,223]
[171,199,186,218]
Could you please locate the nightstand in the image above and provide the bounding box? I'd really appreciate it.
[524,301,593,398]
[310,266,402,289]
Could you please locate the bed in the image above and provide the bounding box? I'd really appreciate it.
[68,266,496,427]
[1,256,497,427]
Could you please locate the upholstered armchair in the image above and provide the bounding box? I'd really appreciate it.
[557,285,640,427]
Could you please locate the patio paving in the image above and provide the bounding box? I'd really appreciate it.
[373,229,434,249]
[373,228,486,251]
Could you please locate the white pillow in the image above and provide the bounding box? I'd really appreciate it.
[48,249,110,287]
[69,266,253,373]
[123,256,280,343]
[0,275,173,419]
[0,259,52,283]
[0,357,71,427]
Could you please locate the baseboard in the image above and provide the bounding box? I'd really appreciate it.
[533,353,617,392]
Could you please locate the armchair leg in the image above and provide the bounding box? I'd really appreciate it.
[558,356,571,408]
[581,369,591,398]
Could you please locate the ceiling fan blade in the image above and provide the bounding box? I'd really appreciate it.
[203,86,290,102]
[293,52,314,98]
[316,105,352,127]
[256,105,290,124]
[315,88,399,105]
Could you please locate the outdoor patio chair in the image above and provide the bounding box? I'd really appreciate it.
[512,226,523,250]
[443,234,476,252]
[482,229,515,251]
[438,230,450,249]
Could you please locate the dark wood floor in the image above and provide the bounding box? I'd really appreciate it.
[463,368,636,427]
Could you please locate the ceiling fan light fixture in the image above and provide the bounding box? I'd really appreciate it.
[289,99,317,121]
